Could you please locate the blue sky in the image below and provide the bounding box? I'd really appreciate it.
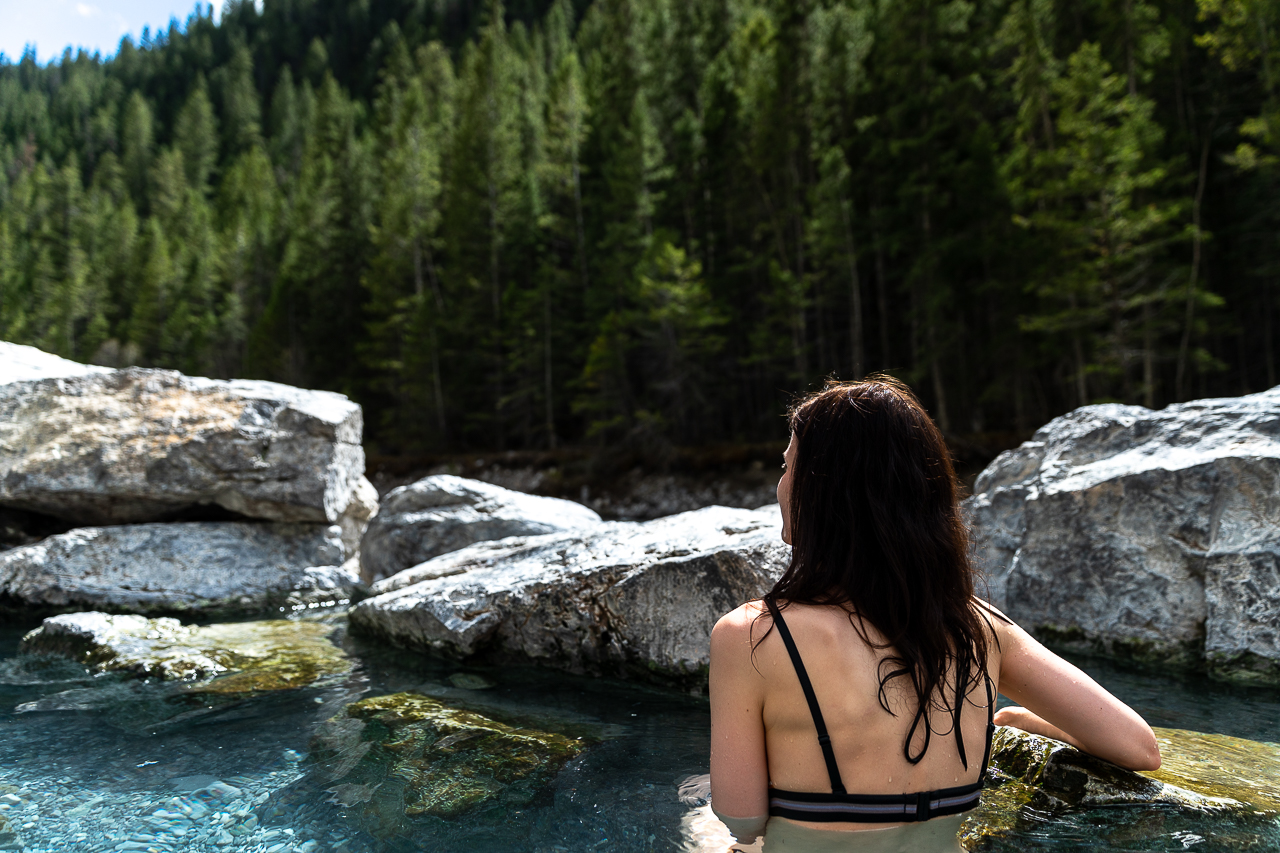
[0,0,231,64]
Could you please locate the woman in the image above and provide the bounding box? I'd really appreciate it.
[708,378,1160,850]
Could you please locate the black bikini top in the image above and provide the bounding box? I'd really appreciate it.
[762,595,996,823]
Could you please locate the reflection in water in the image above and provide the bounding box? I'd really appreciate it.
[681,806,963,853]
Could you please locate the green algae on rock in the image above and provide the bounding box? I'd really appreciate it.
[20,611,350,694]
[310,692,584,832]
[960,726,1280,850]
[1143,727,1280,814]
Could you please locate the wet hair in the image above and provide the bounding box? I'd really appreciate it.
[761,376,995,768]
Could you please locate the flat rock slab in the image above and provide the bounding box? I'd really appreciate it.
[966,387,1280,683]
[20,611,351,692]
[351,505,787,683]
[359,475,601,582]
[309,692,584,836]
[0,521,355,616]
[0,362,365,526]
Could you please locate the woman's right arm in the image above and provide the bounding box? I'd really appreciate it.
[990,609,1161,771]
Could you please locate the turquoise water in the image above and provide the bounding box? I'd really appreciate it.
[0,615,1277,852]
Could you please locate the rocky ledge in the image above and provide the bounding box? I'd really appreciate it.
[0,342,372,530]
[966,387,1280,683]
[350,505,787,684]
[0,522,358,616]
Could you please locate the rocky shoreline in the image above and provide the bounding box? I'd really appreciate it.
[3,340,1280,849]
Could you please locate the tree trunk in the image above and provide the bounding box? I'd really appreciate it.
[840,193,864,379]
[1176,134,1210,400]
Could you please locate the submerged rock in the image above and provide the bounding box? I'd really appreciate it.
[0,354,368,527]
[309,692,584,835]
[966,387,1280,683]
[350,505,786,683]
[358,475,601,583]
[0,522,356,615]
[20,611,351,692]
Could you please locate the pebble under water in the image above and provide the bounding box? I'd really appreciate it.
[0,613,1278,853]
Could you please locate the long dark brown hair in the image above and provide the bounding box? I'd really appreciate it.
[763,376,995,768]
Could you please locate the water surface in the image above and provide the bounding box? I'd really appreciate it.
[0,617,1277,853]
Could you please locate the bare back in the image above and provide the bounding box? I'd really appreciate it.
[749,600,999,828]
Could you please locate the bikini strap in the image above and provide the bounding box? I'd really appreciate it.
[978,671,996,776]
[764,595,847,795]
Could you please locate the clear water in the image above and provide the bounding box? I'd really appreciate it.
[0,615,1277,853]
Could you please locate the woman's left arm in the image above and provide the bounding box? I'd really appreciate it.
[709,606,770,841]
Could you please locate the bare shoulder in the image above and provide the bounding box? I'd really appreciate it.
[711,601,770,665]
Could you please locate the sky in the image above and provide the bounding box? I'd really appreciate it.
[0,0,231,64]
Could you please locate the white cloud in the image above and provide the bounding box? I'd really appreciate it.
[75,3,97,17]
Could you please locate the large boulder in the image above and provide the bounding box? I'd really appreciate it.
[0,346,369,527]
[965,388,1280,683]
[350,505,787,683]
[0,521,357,615]
[358,475,601,582]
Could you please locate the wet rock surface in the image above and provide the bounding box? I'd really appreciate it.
[959,725,1280,850]
[350,505,786,682]
[305,692,584,837]
[0,522,357,616]
[965,387,1280,682]
[0,359,367,527]
[21,612,352,691]
[358,475,601,583]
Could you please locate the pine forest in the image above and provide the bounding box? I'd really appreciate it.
[1,0,1277,458]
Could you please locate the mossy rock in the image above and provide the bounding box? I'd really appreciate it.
[957,726,1280,851]
[309,692,585,834]
[20,611,350,695]
[1142,727,1280,814]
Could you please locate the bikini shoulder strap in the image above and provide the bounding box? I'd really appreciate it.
[979,671,996,777]
[763,595,847,795]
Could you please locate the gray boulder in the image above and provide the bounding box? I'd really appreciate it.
[0,351,368,527]
[0,341,110,384]
[966,387,1280,683]
[350,504,787,683]
[0,521,358,615]
[358,475,601,582]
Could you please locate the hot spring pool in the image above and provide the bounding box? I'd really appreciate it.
[0,612,1277,853]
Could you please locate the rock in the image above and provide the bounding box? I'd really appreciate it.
[965,388,1280,682]
[308,692,584,835]
[350,505,787,683]
[20,611,351,692]
[0,341,110,384]
[0,362,365,526]
[358,475,601,583]
[338,476,379,561]
[0,521,357,616]
[958,726,1279,849]
[1145,727,1280,814]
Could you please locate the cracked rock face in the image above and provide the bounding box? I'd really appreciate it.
[358,475,602,583]
[0,347,366,526]
[351,505,787,683]
[965,388,1280,683]
[0,521,357,615]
